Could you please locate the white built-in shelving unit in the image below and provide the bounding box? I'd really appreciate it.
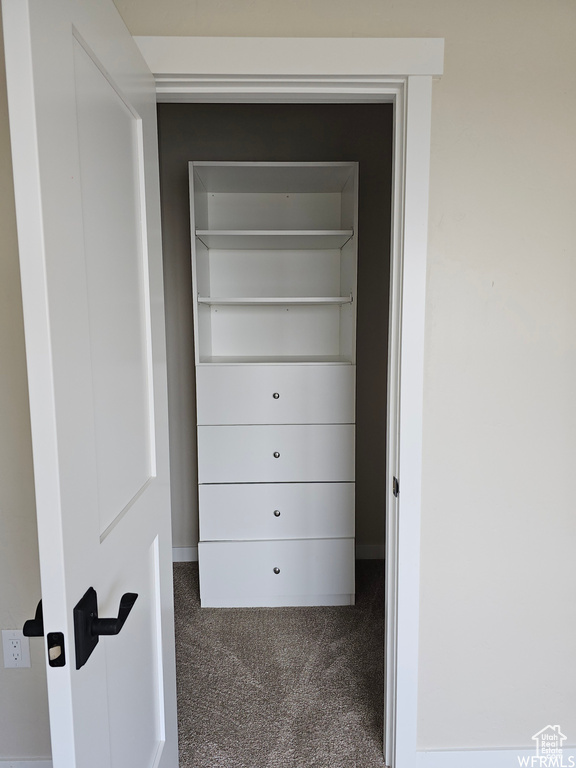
[190,161,358,607]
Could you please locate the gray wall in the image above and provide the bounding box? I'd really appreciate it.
[158,103,393,553]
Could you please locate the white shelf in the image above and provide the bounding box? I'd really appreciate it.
[191,161,358,365]
[197,296,352,306]
[198,355,354,365]
[195,230,353,250]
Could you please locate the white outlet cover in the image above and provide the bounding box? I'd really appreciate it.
[2,629,31,668]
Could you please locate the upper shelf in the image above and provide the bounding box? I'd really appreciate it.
[195,229,354,250]
[191,162,358,194]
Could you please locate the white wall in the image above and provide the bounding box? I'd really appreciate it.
[112,0,576,752]
[0,0,574,758]
[417,5,576,749]
[0,9,52,760]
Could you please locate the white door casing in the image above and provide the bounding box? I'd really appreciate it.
[134,36,442,768]
[2,2,177,767]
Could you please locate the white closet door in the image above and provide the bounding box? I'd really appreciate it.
[2,1,177,766]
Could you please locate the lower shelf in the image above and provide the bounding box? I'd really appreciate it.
[198,538,355,608]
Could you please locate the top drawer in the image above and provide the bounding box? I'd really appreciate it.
[196,364,355,425]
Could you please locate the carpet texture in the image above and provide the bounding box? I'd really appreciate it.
[174,560,386,768]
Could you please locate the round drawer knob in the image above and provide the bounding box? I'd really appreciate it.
[273,567,280,575]
[273,509,281,517]
[272,392,280,399]
[273,451,280,458]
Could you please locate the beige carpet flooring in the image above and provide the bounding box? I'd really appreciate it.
[174,560,386,768]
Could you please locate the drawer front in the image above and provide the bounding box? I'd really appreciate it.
[198,538,355,607]
[199,482,354,541]
[196,364,355,425]
[197,424,355,484]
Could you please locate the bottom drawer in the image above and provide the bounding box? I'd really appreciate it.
[198,538,355,608]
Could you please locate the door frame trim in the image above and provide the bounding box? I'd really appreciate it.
[135,36,442,768]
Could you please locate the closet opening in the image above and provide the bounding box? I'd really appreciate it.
[157,103,393,765]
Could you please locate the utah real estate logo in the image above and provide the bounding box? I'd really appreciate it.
[518,725,573,767]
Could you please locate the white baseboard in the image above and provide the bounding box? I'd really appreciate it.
[172,546,198,562]
[174,545,383,562]
[417,747,576,767]
[355,544,385,559]
[0,761,52,767]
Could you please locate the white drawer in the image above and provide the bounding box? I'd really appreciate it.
[198,538,355,607]
[196,364,355,425]
[199,482,354,541]
[197,424,355,484]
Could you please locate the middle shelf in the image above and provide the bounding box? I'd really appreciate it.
[197,295,353,306]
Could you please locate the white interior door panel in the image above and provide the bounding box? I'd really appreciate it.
[2,1,178,766]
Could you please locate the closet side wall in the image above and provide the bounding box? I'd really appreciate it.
[157,103,393,555]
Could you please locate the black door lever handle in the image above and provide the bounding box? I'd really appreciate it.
[23,600,66,668]
[73,587,138,669]
[92,592,138,636]
[23,600,44,637]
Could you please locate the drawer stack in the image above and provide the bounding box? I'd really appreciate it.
[196,365,356,606]
[190,161,358,607]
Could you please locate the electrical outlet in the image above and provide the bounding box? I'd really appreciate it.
[2,629,31,668]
